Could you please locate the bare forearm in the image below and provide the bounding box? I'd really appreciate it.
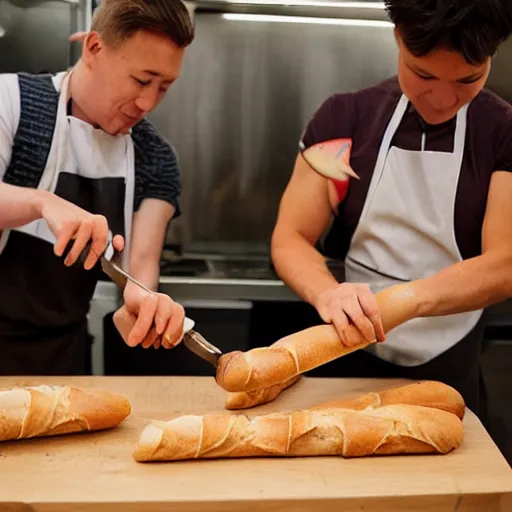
[0,183,44,229]
[125,200,174,294]
[271,231,339,306]
[128,257,160,292]
[412,253,512,317]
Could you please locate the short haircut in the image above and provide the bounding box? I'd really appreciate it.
[385,0,512,65]
[90,0,194,48]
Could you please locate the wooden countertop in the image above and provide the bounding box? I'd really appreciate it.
[0,375,510,511]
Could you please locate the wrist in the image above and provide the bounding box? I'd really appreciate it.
[123,281,146,305]
[122,276,158,305]
[371,282,421,333]
[307,277,340,310]
[388,282,423,322]
[32,189,49,219]
[408,279,435,318]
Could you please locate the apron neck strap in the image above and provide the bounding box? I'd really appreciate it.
[390,94,468,156]
[453,103,469,156]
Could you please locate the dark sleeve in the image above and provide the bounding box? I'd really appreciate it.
[494,106,512,173]
[132,120,182,218]
[299,93,356,150]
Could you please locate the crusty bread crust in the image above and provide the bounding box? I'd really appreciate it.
[216,325,366,393]
[313,380,466,420]
[133,403,464,462]
[216,283,419,393]
[135,380,466,463]
[225,375,301,410]
[0,385,131,442]
[225,378,466,421]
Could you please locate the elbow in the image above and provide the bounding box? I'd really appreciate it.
[270,222,316,269]
[483,250,512,300]
[500,259,512,298]
[270,222,304,271]
[270,224,287,267]
[270,221,299,252]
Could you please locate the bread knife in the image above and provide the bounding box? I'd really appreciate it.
[78,235,223,367]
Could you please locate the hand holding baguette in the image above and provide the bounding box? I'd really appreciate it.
[0,385,131,442]
[217,283,419,393]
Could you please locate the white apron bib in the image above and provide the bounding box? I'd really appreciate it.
[0,71,135,268]
[344,94,483,366]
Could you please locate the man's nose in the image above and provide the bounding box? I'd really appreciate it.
[427,83,458,111]
[135,87,160,114]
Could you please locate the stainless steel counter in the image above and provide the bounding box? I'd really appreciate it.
[158,254,341,302]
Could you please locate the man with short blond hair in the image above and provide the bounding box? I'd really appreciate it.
[0,0,194,374]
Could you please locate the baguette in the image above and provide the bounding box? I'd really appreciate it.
[0,385,131,442]
[133,403,463,462]
[225,375,301,410]
[226,379,466,418]
[216,283,419,392]
[313,381,466,419]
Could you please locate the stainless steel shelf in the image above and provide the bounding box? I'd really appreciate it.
[159,276,299,302]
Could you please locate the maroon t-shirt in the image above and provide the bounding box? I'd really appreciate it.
[301,76,512,261]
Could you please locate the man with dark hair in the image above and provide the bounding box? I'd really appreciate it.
[272,0,512,430]
[386,0,511,66]
[0,0,194,374]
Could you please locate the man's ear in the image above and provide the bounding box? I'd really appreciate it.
[81,31,103,66]
[393,26,400,45]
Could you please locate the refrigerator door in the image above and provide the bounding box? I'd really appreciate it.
[0,0,91,74]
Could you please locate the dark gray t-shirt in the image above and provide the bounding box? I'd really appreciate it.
[301,76,512,261]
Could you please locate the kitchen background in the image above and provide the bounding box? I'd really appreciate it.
[1,0,510,459]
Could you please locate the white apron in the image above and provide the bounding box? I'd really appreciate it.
[344,94,483,366]
[0,70,135,269]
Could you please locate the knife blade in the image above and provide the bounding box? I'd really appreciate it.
[78,235,223,367]
[181,324,222,368]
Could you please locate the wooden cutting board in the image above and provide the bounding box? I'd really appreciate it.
[0,375,510,511]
